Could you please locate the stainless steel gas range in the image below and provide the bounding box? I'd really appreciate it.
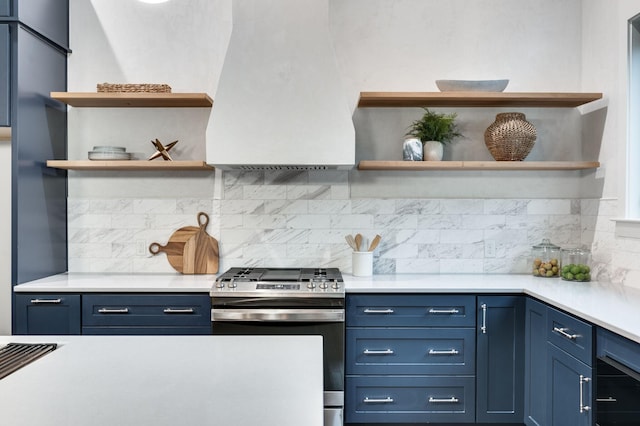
[211,267,345,426]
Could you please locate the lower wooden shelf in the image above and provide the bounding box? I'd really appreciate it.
[357,160,600,171]
[46,160,214,171]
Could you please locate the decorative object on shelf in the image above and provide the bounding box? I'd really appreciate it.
[88,145,132,161]
[484,112,536,161]
[148,138,178,161]
[435,79,509,92]
[96,83,172,93]
[406,108,462,161]
[402,137,423,161]
[148,212,219,274]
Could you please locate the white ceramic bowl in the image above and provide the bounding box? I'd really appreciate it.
[435,79,509,92]
[92,146,127,152]
[88,151,132,160]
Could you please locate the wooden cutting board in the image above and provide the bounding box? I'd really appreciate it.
[148,212,203,273]
[182,212,219,274]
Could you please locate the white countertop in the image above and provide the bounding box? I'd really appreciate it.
[13,272,640,344]
[0,335,323,426]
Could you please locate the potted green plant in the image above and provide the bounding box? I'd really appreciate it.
[406,108,462,161]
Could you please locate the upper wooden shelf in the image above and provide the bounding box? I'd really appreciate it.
[357,160,600,171]
[46,160,214,171]
[50,92,213,108]
[357,92,603,108]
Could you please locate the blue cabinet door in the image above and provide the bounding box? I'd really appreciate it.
[13,294,81,335]
[12,0,68,48]
[0,24,8,126]
[547,342,593,426]
[525,297,548,426]
[476,295,525,423]
[0,1,9,16]
[12,25,67,286]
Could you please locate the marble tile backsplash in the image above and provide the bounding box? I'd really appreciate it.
[67,170,598,276]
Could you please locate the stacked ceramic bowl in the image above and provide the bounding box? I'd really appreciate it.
[88,146,132,160]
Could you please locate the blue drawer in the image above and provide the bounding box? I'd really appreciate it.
[347,294,476,327]
[82,294,211,328]
[597,327,640,374]
[346,327,475,375]
[345,375,475,423]
[547,306,593,366]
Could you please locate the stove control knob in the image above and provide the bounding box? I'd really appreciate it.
[215,281,225,288]
[319,281,328,289]
[331,281,341,290]
[228,279,237,289]
[307,282,316,289]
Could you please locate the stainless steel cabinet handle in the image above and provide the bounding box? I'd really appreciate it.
[363,308,394,314]
[363,349,394,355]
[363,397,394,403]
[30,298,62,304]
[428,349,459,355]
[428,396,459,403]
[98,308,129,314]
[163,308,194,314]
[554,326,578,340]
[596,397,617,402]
[428,308,460,314]
[481,303,487,334]
[580,375,591,413]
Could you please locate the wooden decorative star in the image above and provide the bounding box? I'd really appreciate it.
[148,138,178,161]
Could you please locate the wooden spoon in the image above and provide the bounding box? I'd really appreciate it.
[355,233,363,251]
[345,235,358,251]
[367,234,382,252]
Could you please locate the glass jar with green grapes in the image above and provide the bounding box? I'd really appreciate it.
[560,247,591,282]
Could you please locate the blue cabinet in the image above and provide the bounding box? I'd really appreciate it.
[12,24,67,287]
[0,24,8,126]
[345,294,476,424]
[13,293,81,335]
[547,342,593,426]
[525,297,548,426]
[525,298,594,426]
[476,295,525,423]
[1,0,68,48]
[82,294,211,335]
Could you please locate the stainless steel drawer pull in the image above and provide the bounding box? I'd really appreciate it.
[596,397,617,403]
[428,349,459,355]
[428,308,460,314]
[579,375,591,413]
[428,396,459,403]
[481,303,487,334]
[363,397,394,404]
[163,308,195,314]
[363,349,394,355]
[30,299,62,304]
[554,326,578,340]
[363,308,394,314]
[98,308,129,314]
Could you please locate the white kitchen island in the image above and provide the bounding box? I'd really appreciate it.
[0,335,323,426]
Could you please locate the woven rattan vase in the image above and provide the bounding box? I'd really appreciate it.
[484,112,537,161]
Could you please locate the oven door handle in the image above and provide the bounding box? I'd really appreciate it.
[211,308,345,322]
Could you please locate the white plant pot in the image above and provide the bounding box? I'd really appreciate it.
[423,141,444,161]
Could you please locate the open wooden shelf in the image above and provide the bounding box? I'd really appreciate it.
[357,92,603,108]
[50,92,213,108]
[46,160,214,171]
[357,160,600,171]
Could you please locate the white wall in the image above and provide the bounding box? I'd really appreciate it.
[580,0,640,288]
[68,0,640,279]
[1,134,11,334]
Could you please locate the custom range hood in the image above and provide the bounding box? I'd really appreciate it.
[206,0,355,170]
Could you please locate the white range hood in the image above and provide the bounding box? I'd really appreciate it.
[206,0,355,170]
